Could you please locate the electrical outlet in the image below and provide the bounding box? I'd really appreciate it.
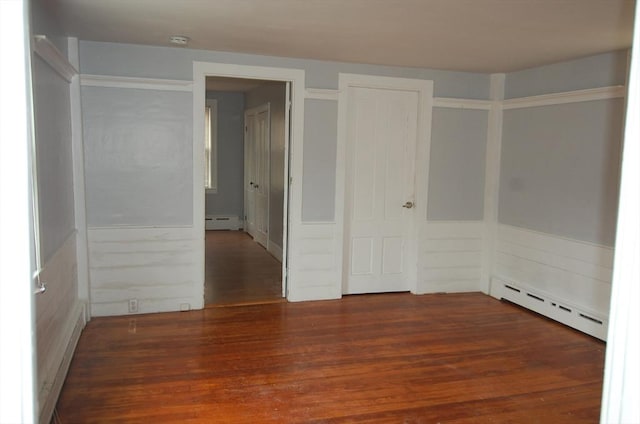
[128,298,138,313]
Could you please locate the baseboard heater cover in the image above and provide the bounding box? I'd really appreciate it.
[205,215,242,230]
[492,277,608,341]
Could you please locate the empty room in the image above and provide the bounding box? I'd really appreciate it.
[0,0,638,423]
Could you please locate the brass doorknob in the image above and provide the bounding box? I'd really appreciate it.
[402,201,414,209]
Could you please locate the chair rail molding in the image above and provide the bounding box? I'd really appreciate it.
[80,74,193,92]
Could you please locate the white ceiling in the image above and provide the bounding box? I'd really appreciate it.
[49,0,635,73]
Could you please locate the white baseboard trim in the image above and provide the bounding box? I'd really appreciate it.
[39,301,87,424]
[268,241,283,262]
[205,215,242,230]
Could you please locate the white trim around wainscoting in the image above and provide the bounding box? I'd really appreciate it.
[305,88,340,101]
[503,86,626,109]
[433,97,492,110]
[32,35,78,82]
[80,74,193,92]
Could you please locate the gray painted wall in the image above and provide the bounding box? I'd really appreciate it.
[499,99,624,246]
[302,100,338,221]
[246,82,286,248]
[32,55,76,262]
[428,108,488,221]
[204,91,245,218]
[79,41,490,99]
[82,87,193,227]
[78,41,490,226]
[505,50,628,99]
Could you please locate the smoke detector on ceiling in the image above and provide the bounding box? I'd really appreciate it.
[169,35,190,46]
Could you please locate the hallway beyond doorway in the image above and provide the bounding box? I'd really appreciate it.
[205,231,282,306]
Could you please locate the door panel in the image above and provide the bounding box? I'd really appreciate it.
[351,237,374,275]
[244,110,256,238]
[344,86,419,294]
[244,104,270,248]
[254,108,270,247]
[382,237,404,274]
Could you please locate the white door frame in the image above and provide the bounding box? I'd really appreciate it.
[192,62,305,302]
[0,0,37,420]
[335,73,434,295]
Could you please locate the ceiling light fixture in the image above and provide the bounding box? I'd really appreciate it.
[169,35,190,46]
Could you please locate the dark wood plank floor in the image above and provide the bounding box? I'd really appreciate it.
[204,230,282,306]
[55,293,605,423]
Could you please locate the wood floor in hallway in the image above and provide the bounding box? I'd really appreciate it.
[55,292,605,423]
[204,230,283,306]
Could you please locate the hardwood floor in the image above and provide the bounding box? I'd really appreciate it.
[204,230,282,306]
[55,293,605,423]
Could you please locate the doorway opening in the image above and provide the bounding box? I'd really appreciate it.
[199,76,290,306]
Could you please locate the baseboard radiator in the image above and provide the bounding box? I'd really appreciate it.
[205,215,242,231]
[492,277,608,341]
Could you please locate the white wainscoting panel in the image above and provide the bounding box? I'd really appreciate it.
[490,224,613,340]
[35,232,86,424]
[88,227,201,316]
[287,223,341,301]
[418,221,485,294]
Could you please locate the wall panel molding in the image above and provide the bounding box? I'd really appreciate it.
[33,35,78,82]
[80,74,193,91]
[503,85,626,109]
[305,88,339,101]
[433,97,492,110]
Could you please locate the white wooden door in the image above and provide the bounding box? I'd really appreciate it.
[344,86,419,294]
[244,109,256,238]
[244,104,270,247]
[254,105,270,247]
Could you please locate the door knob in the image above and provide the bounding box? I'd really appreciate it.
[402,201,414,209]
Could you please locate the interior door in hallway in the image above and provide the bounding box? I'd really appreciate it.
[244,104,270,247]
[344,86,419,294]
